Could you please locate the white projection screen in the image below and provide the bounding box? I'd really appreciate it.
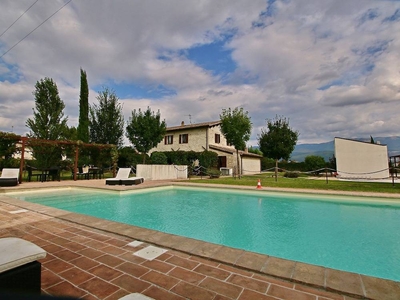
[334,137,389,179]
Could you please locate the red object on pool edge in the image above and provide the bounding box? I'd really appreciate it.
[257,179,262,189]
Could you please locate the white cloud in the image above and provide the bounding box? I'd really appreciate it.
[1,0,400,145]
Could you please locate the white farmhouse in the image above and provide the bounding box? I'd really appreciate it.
[150,121,262,175]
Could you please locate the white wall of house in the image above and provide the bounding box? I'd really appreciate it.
[334,137,389,179]
[137,164,187,180]
[242,156,261,175]
[150,123,233,153]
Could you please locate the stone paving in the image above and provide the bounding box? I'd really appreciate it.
[1,179,400,299]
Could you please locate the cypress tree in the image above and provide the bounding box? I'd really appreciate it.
[77,68,89,142]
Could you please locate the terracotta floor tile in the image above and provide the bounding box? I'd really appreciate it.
[90,264,123,281]
[253,273,295,289]
[238,289,277,300]
[41,243,65,254]
[171,281,216,300]
[63,241,88,252]
[43,258,74,273]
[142,259,174,273]
[59,266,94,285]
[101,244,128,256]
[41,269,64,289]
[227,273,269,293]
[77,247,104,259]
[143,284,186,300]
[199,277,243,299]
[141,270,180,290]
[119,251,148,264]
[116,261,150,278]
[193,264,231,280]
[295,284,345,300]
[166,255,200,270]
[111,274,151,293]
[218,264,253,277]
[96,253,125,267]
[45,280,88,299]
[268,284,317,300]
[70,256,100,270]
[52,248,82,261]
[79,277,120,299]
[168,266,206,284]
[105,237,132,248]
[189,256,220,267]
[104,289,130,300]
[85,239,109,249]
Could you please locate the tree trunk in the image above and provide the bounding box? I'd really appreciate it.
[275,159,278,182]
[237,149,241,179]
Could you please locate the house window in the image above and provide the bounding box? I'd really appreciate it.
[164,135,173,145]
[179,134,188,144]
[215,134,220,144]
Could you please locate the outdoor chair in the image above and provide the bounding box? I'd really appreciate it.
[26,166,43,182]
[0,237,47,294]
[105,167,144,185]
[74,166,89,180]
[0,168,20,187]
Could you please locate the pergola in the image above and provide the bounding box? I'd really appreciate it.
[7,135,117,183]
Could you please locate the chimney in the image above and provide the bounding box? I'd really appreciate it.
[181,121,185,126]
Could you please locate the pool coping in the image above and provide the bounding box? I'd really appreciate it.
[1,181,400,299]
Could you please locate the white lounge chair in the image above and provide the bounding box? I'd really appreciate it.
[105,168,144,186]
[0,237,47,294]
[0,168,20,187]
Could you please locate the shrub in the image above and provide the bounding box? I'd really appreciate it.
[284,171,299,178]
[150,152,168,164]
[304,155,326,172]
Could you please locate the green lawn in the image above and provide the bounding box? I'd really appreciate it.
[186,173,400,194]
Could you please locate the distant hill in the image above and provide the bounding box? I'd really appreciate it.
[291,136,400,162]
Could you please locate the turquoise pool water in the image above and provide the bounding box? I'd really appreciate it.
[9,186,400,281]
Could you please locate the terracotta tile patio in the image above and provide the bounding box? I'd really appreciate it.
[1,180,400,299]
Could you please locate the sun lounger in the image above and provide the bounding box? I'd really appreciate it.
[105,168,144,185]
[0,237,47,294]
[0,168,20,187]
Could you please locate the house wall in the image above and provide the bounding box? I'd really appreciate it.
[150,125,233,153]
[242,156,261,175]
[136,164,188,180]
[334,138,389,179]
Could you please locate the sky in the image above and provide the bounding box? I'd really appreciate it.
[0,0,400,146]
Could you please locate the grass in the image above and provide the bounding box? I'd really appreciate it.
[186,173,400,194]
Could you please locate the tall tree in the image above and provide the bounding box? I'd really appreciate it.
[89,87,124,147]
[26,77,68,140]
[126,107,167,163]
[26,77,68,167]
[258,115,299,181]
[77,68,89,142]
[220,107,252,178]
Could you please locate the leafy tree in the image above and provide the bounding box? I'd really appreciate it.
[126,107,166,163]
[304,155,326,172]
[151,152,168,165]
[0,132,20,160]
[258,115,299,181]
[26,77,68,167]
[26,77,68,140]
[220,107,252,178]
[77,68,89,143]
[89,87,124,147]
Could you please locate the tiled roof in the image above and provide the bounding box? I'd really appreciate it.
[167,120,221,131]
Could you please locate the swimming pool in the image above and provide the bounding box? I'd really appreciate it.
[9,186,400,282]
